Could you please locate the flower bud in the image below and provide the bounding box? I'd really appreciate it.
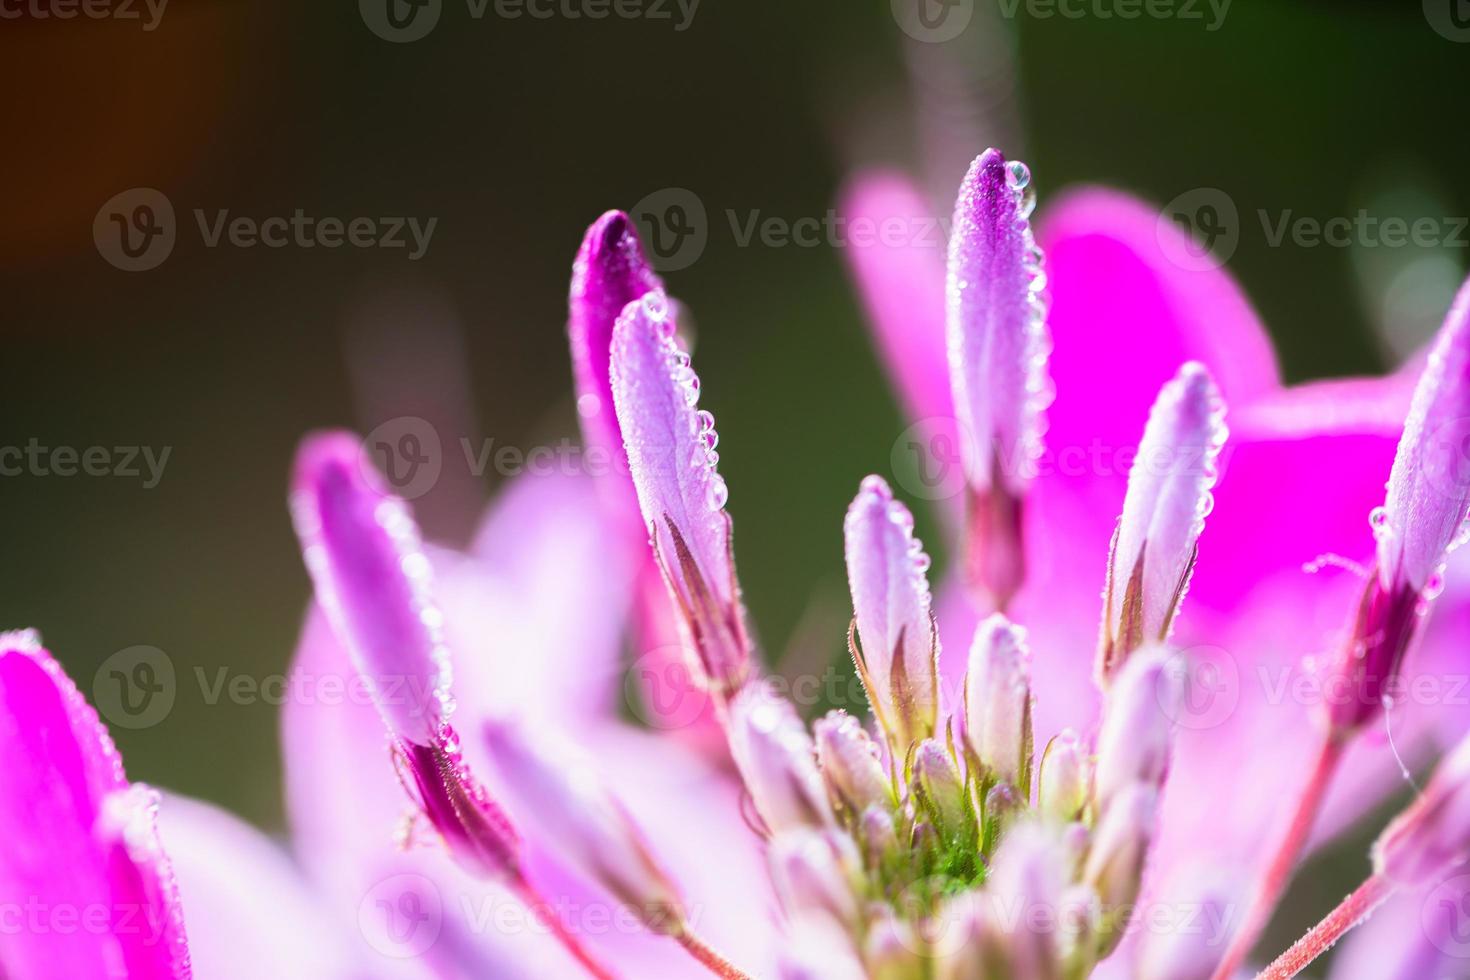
[860,805,900,870]
[1038,729,1089,823]
[913,739,973,841]
[1058,885,1102,970]
[866,907,924,980]
[1373,729,1470,886]
[482,720,684,933]
[814,710,896,815]
[985,823,1067,980]
[932,893,1007,980]
[1379,276,1470,594]
[1085,783,1159,957]
[726,687,833,834]
[779,915,868,980]
[1097,363,1226,683]
[768,829,864,931]
[611,291,750,695]
[963,613,1034,791]
[946,149,1053,607]
[1095,646,1180,809]
[1136,867,1236,980]
[844,475,940,756]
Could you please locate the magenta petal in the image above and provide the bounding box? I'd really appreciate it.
[946,148,1051,497]
[290,431,452,745]
[837,171,952,424]
[1036,188,1278,460]
[0,637,189,980]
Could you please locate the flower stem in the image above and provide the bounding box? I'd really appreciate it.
[1210,733,1345,980]
[1255,873,1395,979]
[676,929,754,980]
[511,873,622,980]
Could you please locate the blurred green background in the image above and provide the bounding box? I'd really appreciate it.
[1,2,1466,962]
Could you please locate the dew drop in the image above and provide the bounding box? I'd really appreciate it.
[706,475,729,511]
[1005,160,1031,190]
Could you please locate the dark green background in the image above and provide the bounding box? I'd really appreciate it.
[1,1,1465,967]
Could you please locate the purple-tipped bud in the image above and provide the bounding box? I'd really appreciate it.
[611,291,750,696]
[913,739,972,840]
[844,475,940,756]
[1038,729,1089,823]
[985,823,1067,980]
[568,210,664,474]
[727,687,834,834]
[290,433,518,880]
[946,148,1052,607]
[482,721,684,933]
[1095,647,1180,809]
[1379,279,1470,593]
[290,431,452,744]
[768,829,864,930]
[1085,783,1159,955]
[814,710,896,815]
[1097,362,1227,683]
[962,613,1034,791]
[1373,729,1470,885]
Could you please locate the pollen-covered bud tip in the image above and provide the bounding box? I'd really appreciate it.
[1379,277,1470,594]
[962,613,1034,791]
[727,687,834,835]
[610,290,750,695]
[1373,729,1470,886]
[1094,647,1180,809]
[844,474,940,757]
[482,721,685,932]
[946,148,1052,607]
[814,710,896,815]
[289,430,452,745]
[569,210,664,463]
[1097,362,1226,684]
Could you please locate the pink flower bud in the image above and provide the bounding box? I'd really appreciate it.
[1379,276,1470,593]
[985,823,1068,980]
[1085,783,1159,956]
[611,290,750,695]
[946,149,1053,606]
[726,687,834,834]
[844,475,940,755]
[768,829,863,930]
[860,805,900,869]
[1097,363,1227,683]
[963,613,1034,790]
[1374,729,1470,886]
[482,720,685,932]
[1038,729,1089,823]
[814,710,896,815]
[1095,647,1180,809]
[913,739,973,840]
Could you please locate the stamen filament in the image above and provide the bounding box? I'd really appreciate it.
[1254,873,1394,980]
[1211,734,1344,980]
[675,929,754,980]
[510,873,623,980]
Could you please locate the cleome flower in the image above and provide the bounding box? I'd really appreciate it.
[5,148,1470,980]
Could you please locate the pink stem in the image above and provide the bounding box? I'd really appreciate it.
[511,874,622,980]
[1210,734,1344,980]
[676,930,754,980]
[1255,874,1395,979]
